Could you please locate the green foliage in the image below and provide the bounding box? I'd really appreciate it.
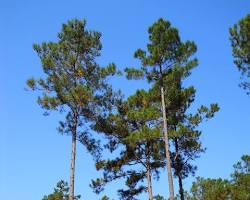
[124,18,199,200]
[154,195,166,200]
[100,195,113,200]
[27,19,117,157]
[165,66,219,200]
[189,177,231,200]
[32,17,223,200]
[42,180,80,200]
[229,14,250,94]
[91,66,220,200]
[125,18,219,199]
[91,88,165,199]
[28,19,118,200]
[189,155,250,200]
[230,155,250,199]
[125,18,197,83]
[125,68,144,80]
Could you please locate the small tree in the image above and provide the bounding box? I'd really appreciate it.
[153,194,166,200]
[189,155,250,200]
[42,180,80,200]
[189,177,231,200]
[230,155,250,199]
[125,18,198,200]
[100,196,113,200]
[27,19,116,200]
[229,14,250,94]
[91,89,165,200]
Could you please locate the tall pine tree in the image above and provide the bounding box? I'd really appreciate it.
[27,19,116,200]
[125,18,198,200]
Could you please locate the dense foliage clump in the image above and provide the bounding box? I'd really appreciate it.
[230,14,250,94]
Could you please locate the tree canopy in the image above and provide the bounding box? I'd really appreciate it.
[91,88,165,200]
[25,15,250,200]
[189,155,250,200]
[27,19,117,200]
[230,14,250,94]
[42,181,80,200]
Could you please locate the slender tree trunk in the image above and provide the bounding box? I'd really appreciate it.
[178,174,184,200]
[146,167,153,200]
[174,138,184,200]
[69,132,77,200]
[145,144,153,200]
[160,86,175,200]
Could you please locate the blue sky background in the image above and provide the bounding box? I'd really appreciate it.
[1,0,250,199]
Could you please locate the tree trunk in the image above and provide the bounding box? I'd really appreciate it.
[174,138,184,200]
[146,167,153,200]
[178,174,184,200]
[69,132,76,200]
[145,145,153,200]
[160,86,175,200]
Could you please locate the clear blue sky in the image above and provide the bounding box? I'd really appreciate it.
[1,0,250,199]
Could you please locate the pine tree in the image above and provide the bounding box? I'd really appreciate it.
[125,18,198,200]
[189,177,231,200]
[42,180,80,200]
[229,14,250,94]
[90,89,165,200]
[230,155,250,199]
[189,155,250,200]
[27,19,116,200]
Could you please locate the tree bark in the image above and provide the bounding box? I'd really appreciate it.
[146,144,153,200]
[161,86,175,200]
[174,138,184,200]
[146,167,153,200]
[178,174,184,200]
[69,132,77,200]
